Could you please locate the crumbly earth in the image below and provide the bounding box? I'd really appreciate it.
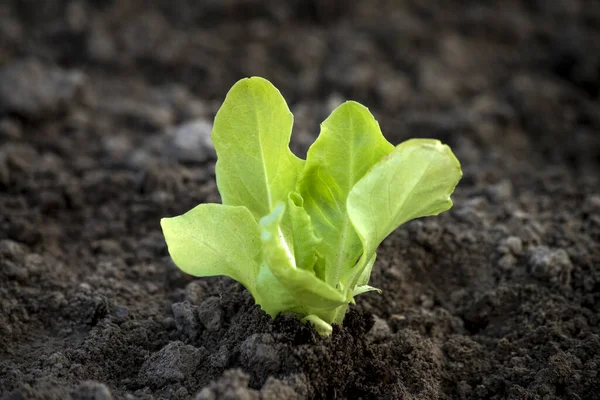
[1,1,599,399]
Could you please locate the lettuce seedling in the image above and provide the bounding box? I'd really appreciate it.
[161,77,462,335]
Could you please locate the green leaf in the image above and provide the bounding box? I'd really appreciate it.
[161,77,463,336]
[345,139,462,286]
[160,204,261,294]
[356,252,377,287]
[353,285,382,297]
[259,203,348,314]
[297,101,394,287]
[212,77,304,221]
[349,253,379,301]
[285,192,322,272]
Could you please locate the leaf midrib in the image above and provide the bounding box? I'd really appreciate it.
[328,112,356,285]
[251,86,273,213]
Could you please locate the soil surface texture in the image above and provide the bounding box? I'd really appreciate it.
[1,1,600,399]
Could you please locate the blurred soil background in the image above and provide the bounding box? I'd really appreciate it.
[1,1,600,399]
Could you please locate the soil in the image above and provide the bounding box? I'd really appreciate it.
[1,1,600,399]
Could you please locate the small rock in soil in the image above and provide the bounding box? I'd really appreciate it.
[260,376,301,400]
[194,369,259,400]
[109,305,129,324]
[209,345,230,369]
[63,287,109,326]
[239,334,281,384]
[185,280,209,304]
[167,119,215,163]
[0,239,27,260]
[528,246,573,285]
[138,341,204,387]
[45,352,71,372]
[497,253,517,271]
[0,59,85,118]
[71,381,113,400]
[583,194,600,213]
[197,296,223,332]
[486,179,513,202]
[130,118,215,168]
[171,301,200,339]
[366,315,392,343]
[497,236,523,255]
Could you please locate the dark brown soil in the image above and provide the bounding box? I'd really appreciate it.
[1,1,600,399]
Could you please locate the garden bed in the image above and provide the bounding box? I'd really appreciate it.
[1,1,599,399]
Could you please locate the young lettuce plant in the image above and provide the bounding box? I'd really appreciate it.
[161,77,462,335]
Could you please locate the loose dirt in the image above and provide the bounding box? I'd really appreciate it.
[1,1,599,399]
